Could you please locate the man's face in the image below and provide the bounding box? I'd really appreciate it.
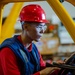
[24,22,47,42]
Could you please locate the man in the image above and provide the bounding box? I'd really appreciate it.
[0,4,59,75]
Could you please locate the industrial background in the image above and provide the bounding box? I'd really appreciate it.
[0,0,75,62]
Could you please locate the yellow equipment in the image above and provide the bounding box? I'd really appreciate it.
[0,0,75,44]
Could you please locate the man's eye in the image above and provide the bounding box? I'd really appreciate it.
[36,26,41,28]
[38,27,42,28]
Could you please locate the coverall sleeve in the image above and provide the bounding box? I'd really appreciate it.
[33,51,60,75]
[0,47,46,75]
[0,47,20,75]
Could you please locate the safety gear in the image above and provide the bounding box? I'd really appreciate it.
[19,4,49,23]
[0,35,40,75]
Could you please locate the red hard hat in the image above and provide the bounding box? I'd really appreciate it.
[19,4,49,23]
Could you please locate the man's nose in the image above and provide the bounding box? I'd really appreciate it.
[40,27,45,33]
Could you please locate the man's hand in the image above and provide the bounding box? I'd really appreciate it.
[40,67,59,75]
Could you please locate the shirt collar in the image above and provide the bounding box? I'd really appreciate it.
[17,35,32,52]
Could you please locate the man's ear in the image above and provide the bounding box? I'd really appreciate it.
[23,24,28,31]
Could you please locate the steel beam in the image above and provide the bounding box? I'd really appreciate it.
[47,0,75,42]
[0,6,2,38]
[0,4,4,38]
[0,0,45,3]
[1,3,24,43]
[0,4,5,43]
[66,0,75,6]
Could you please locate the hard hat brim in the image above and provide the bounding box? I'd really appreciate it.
[19,19,50,24]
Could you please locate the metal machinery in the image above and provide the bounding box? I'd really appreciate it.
[46,53,75,75]
[54,53,75,75]
[0,0,75,74]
